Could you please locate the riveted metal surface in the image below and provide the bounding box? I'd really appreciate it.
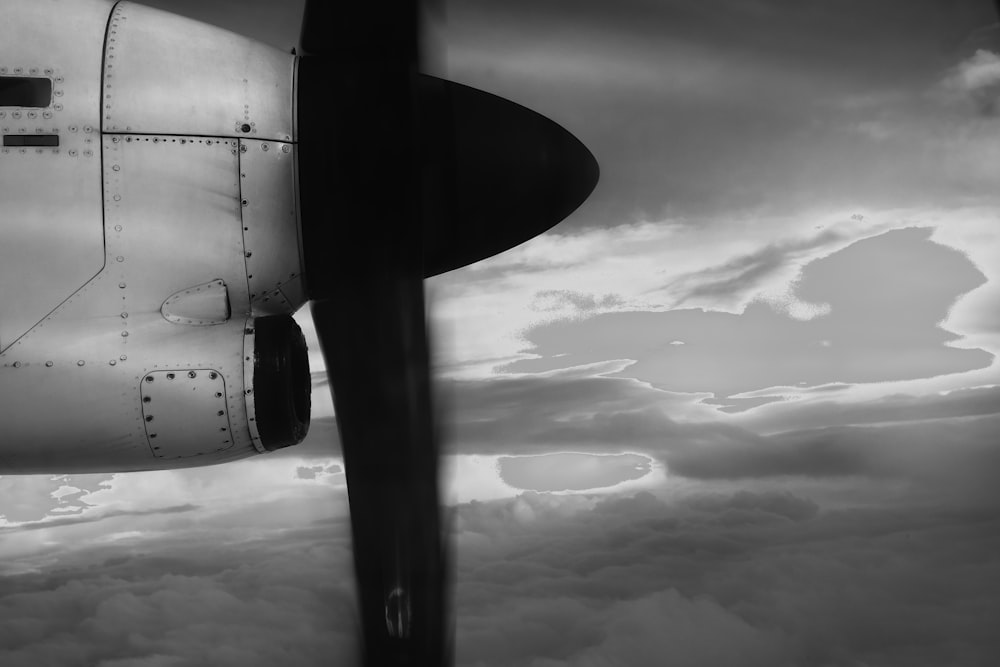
[161,279,232,325]
[0,130,264,472]
[103,2,295,141]
[0,139,104,352]
[0,0,109,156]
[0,0,110,351]
[102,135,249,314]
[140,369,234,459]
[239,139,304,316]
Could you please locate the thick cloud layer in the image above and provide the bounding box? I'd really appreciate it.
[0,520,358,667]
[453,490,1000,666]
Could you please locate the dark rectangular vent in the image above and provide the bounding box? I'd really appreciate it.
[3,134,59,147]
[0,77,53,108]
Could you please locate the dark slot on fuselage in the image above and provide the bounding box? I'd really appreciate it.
[0,76,53,108]
[3,134,59,147]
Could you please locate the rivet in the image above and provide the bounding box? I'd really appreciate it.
[145,376,153,382]
[45,68,53,75]
[116,256,124,262]
[43,111,52,119]
[281,145,289,153]
[84,150,93,157]
[167,373,175,380]
[114,225,122,232]
[77,360,85,366]
[121,312,128,318]
[120,355,127,361]
[145,415,153,422]
[12,361,21,368]
[188,371,197,378]
[45,361,53,367]
[118,282,126,288]
[112,136,120,143]
[245,251,252,258]
[217,410,224,416]
[215,392,223,398]
[12,111,21,119]
[84,125,91,133]
[69,149,77,156]
[112,164,120,171]
[143,396,151,403]
[241,199,248,207]
[29,67,38,74]
[109,359,117,366]
[121,330,128,337]
[261,144,269,151]
[28,111,36,119]
[246,389,252,394]
[54,104,62,111]
[220,427,227,432]
[113,194,121,201]
[239,144,247,153]
[209,372,218,379]
[241,123,251,133]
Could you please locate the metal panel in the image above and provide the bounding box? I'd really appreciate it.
[0,0,111,351]
[239,138,305,315]
[140,369,234,459]
[0,317,256,473]
[103,2,295,141]
[0,0,109,140]
[0,131,262,473]
[0,146,104,352]
[102,134,250,315]
[161,279,231,325]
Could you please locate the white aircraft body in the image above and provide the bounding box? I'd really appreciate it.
[0,0,309,473]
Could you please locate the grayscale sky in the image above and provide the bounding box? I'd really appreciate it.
[3,1,1000,665]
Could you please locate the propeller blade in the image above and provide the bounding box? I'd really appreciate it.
[312,282,447,666]
[296,1,598,664]
[299,2,448,665]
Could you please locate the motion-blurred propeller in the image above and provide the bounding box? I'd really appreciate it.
[296,1,598,664]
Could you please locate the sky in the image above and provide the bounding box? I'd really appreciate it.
[3,0,1000,665]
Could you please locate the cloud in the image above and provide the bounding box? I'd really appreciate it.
[503,228,992,406]
[0,504,200,534]
[453,489,1000,666]
[446,365,1000,505]
[530,290,624,313]
[0,521,358,667]
[667,228,844,309]
[943,49,1000,115]
[742,384,1000,433]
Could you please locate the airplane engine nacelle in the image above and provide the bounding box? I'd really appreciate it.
[0,313,309,474]
[0,0,312,473]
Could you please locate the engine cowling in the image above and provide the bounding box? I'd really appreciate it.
[0,0,310,473]
[0,313,310,474]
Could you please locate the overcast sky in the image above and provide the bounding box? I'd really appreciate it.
[3,1,1000,665]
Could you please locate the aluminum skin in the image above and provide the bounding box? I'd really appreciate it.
[0,0,308,473]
